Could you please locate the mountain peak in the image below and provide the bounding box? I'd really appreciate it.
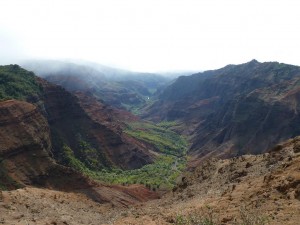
[248,59,259,64]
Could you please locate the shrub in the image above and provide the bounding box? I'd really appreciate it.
[0,65,42,101]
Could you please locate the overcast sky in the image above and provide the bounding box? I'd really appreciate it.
[0,0,300,72]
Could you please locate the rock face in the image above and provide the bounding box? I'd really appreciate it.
[144,60,300,160]
[0,100,52,189]
[0,100,97,191]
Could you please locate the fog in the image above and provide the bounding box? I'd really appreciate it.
[1,0,300,72]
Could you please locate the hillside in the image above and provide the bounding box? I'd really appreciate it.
[143,60,300,161]
[1,135,299,224]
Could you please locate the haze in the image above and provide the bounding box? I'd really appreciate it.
[0,0,300,72]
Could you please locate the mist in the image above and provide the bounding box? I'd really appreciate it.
[1,0,300,72]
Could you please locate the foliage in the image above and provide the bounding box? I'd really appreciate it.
[61,145,89,173]
[0,65,42,101]
[124,122,187,156]
[61,141,108,174]
[53,129,110,171]
[75,135,109,170]
[94,155,186,189]
[78,140,100,169]
[61,144,186,190]
[59,121,187,189]
[157,121,180,129]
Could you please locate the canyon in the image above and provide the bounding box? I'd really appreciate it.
[0,61,300,224]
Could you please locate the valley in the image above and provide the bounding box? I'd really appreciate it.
[0,60,300,224]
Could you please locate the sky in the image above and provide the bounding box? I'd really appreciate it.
[0,0,300,72]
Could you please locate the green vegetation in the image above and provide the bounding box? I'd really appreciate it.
[61,121,188,190]
[62,144,187,190]
[94,155,186,189]
[121,95,155,115]
[0,65,42,101]
[77,140,102,170]
[75,135,109,170]
[53,128,111,172]
[124,122,187,156]
[61,145,87,173]
[61,141,108,173]
[157,120,180,129]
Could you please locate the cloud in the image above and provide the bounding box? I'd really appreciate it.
[0,0,300,71]
[0,30,27,65]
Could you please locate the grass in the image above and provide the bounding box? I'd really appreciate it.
[124,121,187,156]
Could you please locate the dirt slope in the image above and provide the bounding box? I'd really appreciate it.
[1,135,299,224]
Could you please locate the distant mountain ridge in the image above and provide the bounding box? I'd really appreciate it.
[22,60,173,112]
[143,60,300,160]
